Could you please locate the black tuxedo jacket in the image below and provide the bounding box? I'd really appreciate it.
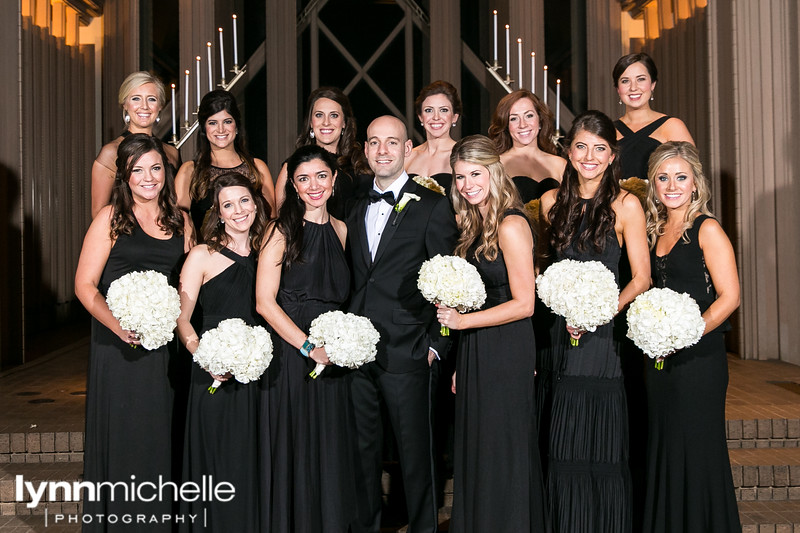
[347,178,458,373]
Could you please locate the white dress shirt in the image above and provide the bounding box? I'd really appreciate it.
[366,173,409,260]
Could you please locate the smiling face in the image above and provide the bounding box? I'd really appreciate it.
[292,158,336,210]
[365,116,412,186]
[507,97,540,148]
[310,97,345,151]
[568,129,615,183]
[653,156,696,211]
[123,83,162,131]
[127,150,165,202]
[217,185,256,234]
[204,110,237,150]
[616,61,656,109]
[418,94,458,140]
[453,159,491,209]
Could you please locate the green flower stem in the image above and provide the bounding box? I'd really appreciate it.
[440,325,450,337]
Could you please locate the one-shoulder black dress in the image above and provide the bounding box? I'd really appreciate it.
[262,220,358,532]
[83,219,183,532]
[642,215,740,532]
[181,248,263,531]
[450,210,548,532]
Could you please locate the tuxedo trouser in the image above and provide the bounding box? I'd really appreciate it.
[350,362,438,533]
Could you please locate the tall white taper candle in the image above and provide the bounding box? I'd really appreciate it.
[556,79,561,132]
[218,28,226,81]
[492,10,498,64]
[232,14,239,67]
[517,39,523,89]
[206,42,213,92]
[184,70,190,124]
[543,65,548,105]
[195,56,201,107]
[171,84,177,138]
[505,25,510,76]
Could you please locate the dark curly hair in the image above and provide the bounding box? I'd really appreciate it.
[488,89,558,154]
[548,111,621,255]
[110,133,184,239]
[295,87,370,177]
[201,172,270,253]
[190,90,260,202]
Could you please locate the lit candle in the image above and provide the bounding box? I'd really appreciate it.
[492,10,498,65]
[556,79,561,132]
[517,38,523,90]
[218,28,226,81]
[531,52,535,94]
[171,83,177,138]
[184,70,190,125]
[543,65,548,105]
[505,25,510,77]
[232,14,239,68]
[206,42,213,92]
[195,56,201,107]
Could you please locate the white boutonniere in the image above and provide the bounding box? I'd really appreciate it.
[394,193,420,213]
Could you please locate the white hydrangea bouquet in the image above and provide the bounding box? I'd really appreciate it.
[626,287,706,370]
[417,254,487,336]
[307,310,379,379]
[193,318,274,393]
[536,259,619,346]
[105,270,181,350]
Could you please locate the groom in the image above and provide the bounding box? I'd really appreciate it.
[347,115,458,533]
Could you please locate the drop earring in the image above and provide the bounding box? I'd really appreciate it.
[650,92,655,101]
[452,122,457,127]
[123,112,131,125]
[310,129,315,139]
[692,190,697,201]
[619,100,622,105]
[155,116,161,124]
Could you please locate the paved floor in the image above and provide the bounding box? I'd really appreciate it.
[2,341,800,531]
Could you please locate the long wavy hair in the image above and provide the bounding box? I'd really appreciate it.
[450,135,524,262]
[268,145,339,269]
[645,141,713,249]
[200,172,270,253]
[548,111,621,255]
[110,133,184,239]
[488,89,559,155]
[190,90,260,202]
[414,80,463,120]
[295,87,370,177]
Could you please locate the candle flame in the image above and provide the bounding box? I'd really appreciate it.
[544,65,548,70]
[531,52,535,57]
[206,42,212,47]
[557,79,561,83]
[196,55,201,60]
[218,28,223,32]
[171,83,176,89]
[493,9,497,14]
[517,38,522,43]
[232,14,237,19]
[185,69,190,75]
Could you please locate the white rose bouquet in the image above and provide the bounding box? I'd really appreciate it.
[417,254,487,336]
[626,287,706,370]
[105,270,181,350]
[193,318,274,393]
[307,310,379,379]
[536,259,619,346]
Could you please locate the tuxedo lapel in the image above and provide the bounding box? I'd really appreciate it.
[355,197,372,268]
[372,180,418,266]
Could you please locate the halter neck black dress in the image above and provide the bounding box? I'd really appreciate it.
[615,116,671,180]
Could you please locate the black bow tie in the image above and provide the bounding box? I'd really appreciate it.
[368,189,396,205]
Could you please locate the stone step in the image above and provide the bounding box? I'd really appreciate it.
[0,431,84,464]
[728,418,800,449]
[739,501,800,531]
[0,461,84,519]
[730,448,800,502]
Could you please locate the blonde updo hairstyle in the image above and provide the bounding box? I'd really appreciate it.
[118,71,167,123]
[450,135,524,262]
[645,141,713,249]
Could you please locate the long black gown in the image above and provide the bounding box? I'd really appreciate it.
[642,215,740,532]
[181,248,262,531]
[83,219,183,532]
[512,176,560,204]
[450,210,548,533]
[614,116,670,181]
[262,220,358,532]
[545,202,631,532]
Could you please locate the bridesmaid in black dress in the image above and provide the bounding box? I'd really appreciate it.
[405,80,463,197]
[539,111,651,533]
[642,142,741,532]
[613,53,694,181]
[75,134,192,531]
[176,172,270,531]
[612,53,695,526]
[435,135,548,532]
[488,89,566,204]
[91,72,181,218]
[274,87,371,219]
[175,90,275,238]
[256,145,357,532]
